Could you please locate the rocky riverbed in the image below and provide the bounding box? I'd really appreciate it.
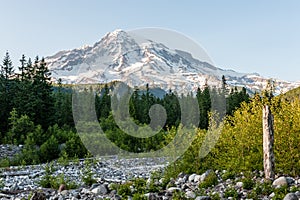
[1,145,300,199]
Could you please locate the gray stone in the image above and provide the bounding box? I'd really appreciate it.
[194,175,202,183]
[236,181,243,188]
[283,193,298,200]
[269,192,275,198]
[167,187,182,193]
[185,191,196,198]
[273,176,288,187]
[60,190,68,196]
[286,177,295,185]
[200,170,213,182]
[188,174,197,182]
[195,196,211,200]
[91,184,108,195]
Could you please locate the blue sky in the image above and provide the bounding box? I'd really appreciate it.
[1,0,300,81]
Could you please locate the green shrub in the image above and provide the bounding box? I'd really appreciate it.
[39,162,56,188]
[273,185,289,200]
[81,160,97,186]
[224,187,238,198]
[132,193,147,200]
[253,181,273,196]
[117,182,132,198]
[247,190,259,200]
[172,190,187,200]
[222,170,236,180]
[0,158,10,167]
[57,151,69,166]
[242,178,255,190]
[199,171,218,188]
[39,162,77,189]
[209,192,221,200]
[40,135,60,162]
[133,178,146,194]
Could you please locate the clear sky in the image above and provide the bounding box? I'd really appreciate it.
[1,0,300,81]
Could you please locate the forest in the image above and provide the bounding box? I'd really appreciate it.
[0,52,249,166]
[2,52,300,179]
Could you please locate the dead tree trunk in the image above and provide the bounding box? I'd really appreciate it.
[263,105,275,180]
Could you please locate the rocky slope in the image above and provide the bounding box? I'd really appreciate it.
[0,145,300,200]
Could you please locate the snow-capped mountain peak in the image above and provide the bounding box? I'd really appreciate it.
[46,29,300,94]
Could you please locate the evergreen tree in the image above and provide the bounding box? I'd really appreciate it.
[0,52,16,135]
[18,54,27,81]
[198,85,211,129]
[31,57,55,129]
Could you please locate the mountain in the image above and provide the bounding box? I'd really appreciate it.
[46,29,300,94]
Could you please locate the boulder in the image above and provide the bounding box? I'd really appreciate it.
[185,191,196,198]
[283,193,298,200]
[188,174,197,182]
[91,184,108,195]
[272,176,288,187]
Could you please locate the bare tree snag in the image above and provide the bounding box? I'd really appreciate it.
[263,105,275,180]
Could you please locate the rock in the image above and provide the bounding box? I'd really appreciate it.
[194,175,202,183]
[188,174,197,182]
[112,194,122,200]
[167,187,182,193]
[236,181,243,188]
[60,190,68,196]
[195,196,211,200]
[273,176,288,187]
[185,191,196,198]
[283,193,298,200]
[58,184,66,192]
[200,170,213,182]
[91,184,108,195]
[30,192,46,200]
[286,177,295,185]
[269,192,275,198]
[145,193,159,200]
[81,188,90,194]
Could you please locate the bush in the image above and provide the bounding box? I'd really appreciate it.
[40,135,60,162]
[132,193,147,200]
[117,182,132,198]
[39,162,77,189]
[242,178,255,190]
[133,178,146,194]
[224,187,239,198]
[39,162,56,188]
[199,171,218,189]
[273,185,289,200]
[0,158,10,168]
[253,181,273,196]
[222,170,236,180]
[81,159,97,186]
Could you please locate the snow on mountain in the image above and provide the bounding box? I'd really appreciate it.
[46,29,299,94]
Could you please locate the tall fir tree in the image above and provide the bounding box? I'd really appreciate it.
[31,57,55,129]
[0,52,15,135]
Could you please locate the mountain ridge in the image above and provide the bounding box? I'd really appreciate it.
[46,29,300,94]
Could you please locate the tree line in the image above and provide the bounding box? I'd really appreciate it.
[0,52,249,165]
